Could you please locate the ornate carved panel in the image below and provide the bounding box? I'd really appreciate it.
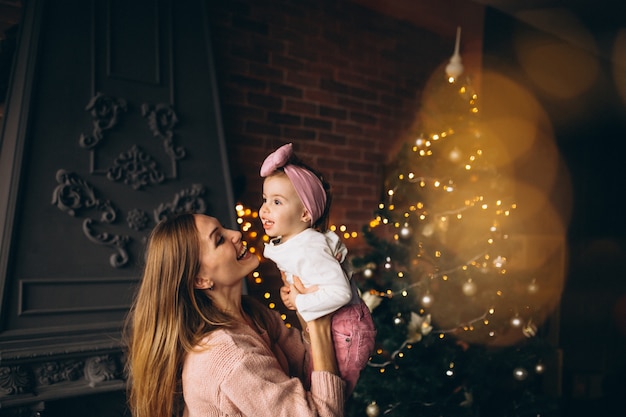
[0,0,233,413]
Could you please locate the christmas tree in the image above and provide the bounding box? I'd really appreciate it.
[235,28,567,417]
[345,29,565,417]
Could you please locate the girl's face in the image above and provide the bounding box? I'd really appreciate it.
[260,173,310,241]
[194,214,259,288]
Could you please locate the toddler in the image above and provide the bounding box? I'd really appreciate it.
[259,142,376,395]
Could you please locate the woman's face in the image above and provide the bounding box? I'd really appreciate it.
[193,214,259,289]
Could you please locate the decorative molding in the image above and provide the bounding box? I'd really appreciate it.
[154,184,207,221]
[34,359,83,386]
[142,102,185,178]
[0,365,33,396]
[126,208,150,232]
[106,144,165,190]
[51,171,208,268]
[78,93,186,186]
[79,92,127,153]
[83,217,130,268]
[51,170,130,268]
[0,351,125,407]
[84,355,119,388]
[50,170,100,216]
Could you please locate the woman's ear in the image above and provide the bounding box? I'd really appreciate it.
[194,276,213,290]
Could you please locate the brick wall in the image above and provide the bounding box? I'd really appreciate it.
[208,0,455,257]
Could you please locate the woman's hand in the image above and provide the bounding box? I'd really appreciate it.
[279,272,318,310]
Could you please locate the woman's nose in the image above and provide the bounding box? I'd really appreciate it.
[231,229,242,242]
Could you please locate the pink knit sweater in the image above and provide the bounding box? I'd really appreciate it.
[182,310,345,417]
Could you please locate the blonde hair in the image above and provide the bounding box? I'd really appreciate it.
[124,213,270,417]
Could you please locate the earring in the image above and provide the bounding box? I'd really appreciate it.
[209,282,214,290]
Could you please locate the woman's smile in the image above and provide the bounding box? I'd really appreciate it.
[237,244,251,260]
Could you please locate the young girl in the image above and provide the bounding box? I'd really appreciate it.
[259,142,376,395]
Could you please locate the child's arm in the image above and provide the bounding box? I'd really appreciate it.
[293,247,352,321]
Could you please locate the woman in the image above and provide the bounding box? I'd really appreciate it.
[124,212,345,417]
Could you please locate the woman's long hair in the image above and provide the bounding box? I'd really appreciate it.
[124,213,269,417]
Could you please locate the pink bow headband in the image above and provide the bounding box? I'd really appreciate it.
[260,143,327,226]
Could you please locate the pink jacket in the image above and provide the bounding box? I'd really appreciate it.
[182,310,345,417]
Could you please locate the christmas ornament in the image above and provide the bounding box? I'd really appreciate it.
[421,222,435,237]
[421,292,433,307]
[510,315,522,327]
[462,279,477,296]
[445,27,464,80]
[535,363,545,374]
[448,146,462,162]
[365,401,380,417]
[492,255,507,269]
[406,312,432,342]
[513,367,528,381]
[361,290,382,312]
[399,223,412,239]
[522,320,537,338]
